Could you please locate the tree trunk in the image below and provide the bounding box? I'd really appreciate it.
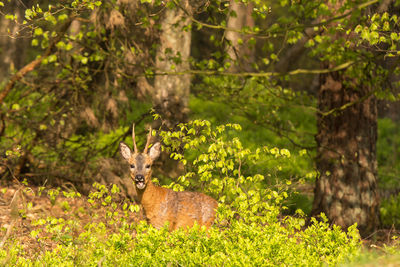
[225,0,255,72]
[312,66,380,236]
[0,0,31,82]
[153,1,191,127]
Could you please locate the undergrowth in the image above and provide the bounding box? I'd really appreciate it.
[1,217,361,266]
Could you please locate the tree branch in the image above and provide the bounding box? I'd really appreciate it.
[128,60,355,78]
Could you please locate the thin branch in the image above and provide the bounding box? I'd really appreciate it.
[122,61,355,79]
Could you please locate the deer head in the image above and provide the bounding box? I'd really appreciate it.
[119,124,161,190]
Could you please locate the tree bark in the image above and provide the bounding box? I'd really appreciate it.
[153,1,192,127]
[312,66,380,236]
[225,0,255,72]
[0,0,31,82]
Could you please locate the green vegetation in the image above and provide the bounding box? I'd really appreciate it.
[1,219,362,266]
[1,0,400,265]
[378,118,400,227]
[0,121,361,265]
[1,120,400,265]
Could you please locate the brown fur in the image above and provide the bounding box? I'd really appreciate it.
[135,179,218,230]
[119,126,217,231]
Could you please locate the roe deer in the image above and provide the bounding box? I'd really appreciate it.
[119,124,218,230]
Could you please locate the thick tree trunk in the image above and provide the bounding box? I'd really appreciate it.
[153,1,191,127]
[312,67,380,236]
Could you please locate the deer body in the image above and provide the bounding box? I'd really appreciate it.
[120,125,217,230]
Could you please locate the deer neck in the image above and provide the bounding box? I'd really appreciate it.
[135,179,165,211]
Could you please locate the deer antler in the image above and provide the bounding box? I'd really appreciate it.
[132,123,138,153]
[143,126,153,154]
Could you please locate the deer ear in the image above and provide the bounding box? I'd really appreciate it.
[119,142,132,161]
[149,142,161,161]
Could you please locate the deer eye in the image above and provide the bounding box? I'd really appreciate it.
[130,164,135,169]
[145,164,151,169]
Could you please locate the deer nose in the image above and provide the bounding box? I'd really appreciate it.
[135,175,145,182]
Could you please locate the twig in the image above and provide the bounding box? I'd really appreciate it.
[319,88,377,117]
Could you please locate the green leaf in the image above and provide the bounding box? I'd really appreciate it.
[31,39,39,46]
[56,41,65,49]
[390,32,398,41]
[25,9,33,19]
[34,27,43,36]
[381,12,389,22]
[354,25,362,33]
[39,124,47,130]
[11,103,20,110]
[111,184,120,194]
[58,14,68,21]
[48,54,57,63]
[5,14,15,20]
